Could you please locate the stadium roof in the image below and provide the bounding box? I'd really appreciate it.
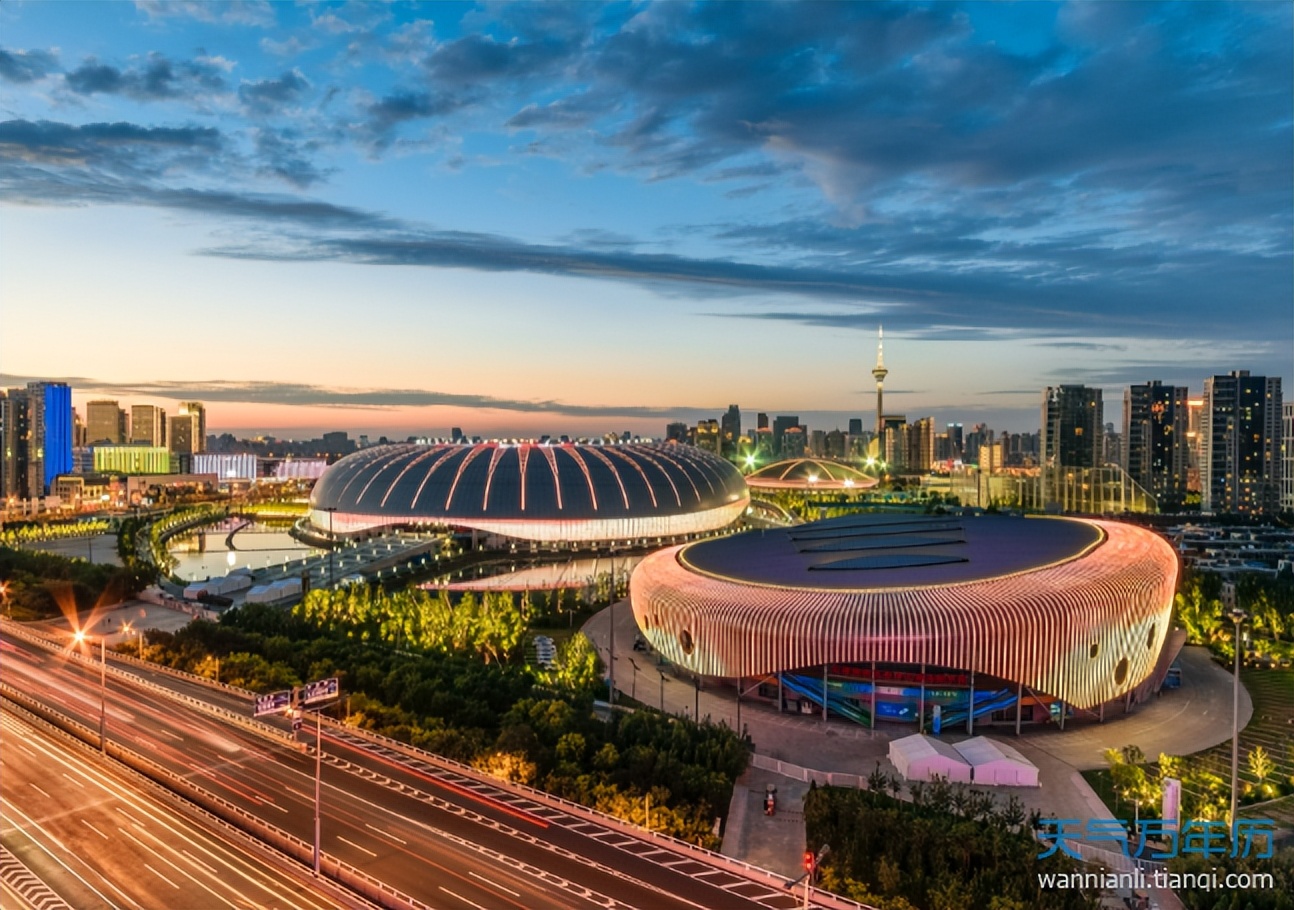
[680,513,1102,589]
[745,458,879,490]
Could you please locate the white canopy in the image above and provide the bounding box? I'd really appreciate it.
[888,733,973,784]
[953,737,1039,787]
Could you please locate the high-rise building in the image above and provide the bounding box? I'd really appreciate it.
[1123,382,1189,512]
[179,402,206,453]
[908,417,935,472]
[946,423,964,462]
[130,404,167,447]
[1282,402,1293,513]
[86,400,126,445]
[772,416,800,455]
[665,422,688,443]
[848,417,863,437]
[1185,397,1204,494]
[31,382,73,496]
[1041,385,1104,508]
[0,388,27,501]
[1202,371,1283,514]
[1041,386,1104,469]
[756,412,769,431]
[693,419,721,454]
[720,405,741,448]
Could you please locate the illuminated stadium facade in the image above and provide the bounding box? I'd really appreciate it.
[308,442,749,544]
[630,513,1179,730]
[745,458,879,491]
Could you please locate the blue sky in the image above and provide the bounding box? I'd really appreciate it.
[1,1,1289,439]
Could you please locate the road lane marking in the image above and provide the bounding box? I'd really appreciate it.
[365,823,407,845]
[469,871,518,897]
[440,886,489,910]
[28,783,51,799]
[60,773,84,788]
[80,819,109,839]
[143,863,180,889]
[336,835,377,858]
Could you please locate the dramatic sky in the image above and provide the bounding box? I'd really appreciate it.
[1,1,1290,439]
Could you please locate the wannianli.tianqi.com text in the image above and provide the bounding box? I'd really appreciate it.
[1037,869,1276,892]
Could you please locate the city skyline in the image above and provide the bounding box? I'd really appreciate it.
[1,2,1290,438]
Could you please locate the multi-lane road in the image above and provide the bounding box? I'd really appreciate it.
[1,622,842,910]
[0,705,355,910]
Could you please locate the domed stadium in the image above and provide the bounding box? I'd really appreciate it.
[308,443,749,543]
[631,513,1178,731]
[745,458,879,491]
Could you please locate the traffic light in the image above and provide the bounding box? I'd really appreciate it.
[803,851,814,874]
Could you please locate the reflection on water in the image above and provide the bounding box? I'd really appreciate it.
[170,520,321,581]
[437,555,645,591]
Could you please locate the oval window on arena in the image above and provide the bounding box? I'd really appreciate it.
[1089,642,1099,660]
[1114,657,1129,686]
[679,629,694,655]
[1146,624,1156,650]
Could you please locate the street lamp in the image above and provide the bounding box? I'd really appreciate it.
[74,630,107,752]
[1229,606,1248,836]
[122,621,143,661]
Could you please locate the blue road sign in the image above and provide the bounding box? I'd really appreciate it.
[300,677,339,707]
[254,690,292,717]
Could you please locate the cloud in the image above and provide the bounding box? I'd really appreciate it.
[134,0,274,28]
[0,47,58,84]
[0,374,697,418]
[64,53,226,100]
[239,69,310,111]
[252,128,329,188]
[0,119,221,166]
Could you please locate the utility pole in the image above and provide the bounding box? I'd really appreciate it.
[1229,606,1248,838]
[314,708,322,876]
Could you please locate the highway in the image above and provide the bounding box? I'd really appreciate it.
[0,704,353,910]
[0,623,824,910]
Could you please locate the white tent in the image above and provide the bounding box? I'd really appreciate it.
[953,737,1039,787]
[889,734,973,784]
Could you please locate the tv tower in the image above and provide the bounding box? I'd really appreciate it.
[872,326,888,437]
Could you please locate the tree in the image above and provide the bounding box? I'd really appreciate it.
[1249,745,1275,793]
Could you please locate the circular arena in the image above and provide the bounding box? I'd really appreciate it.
[630,513,1179,729]
[308,442,749,544]
[744,458,879,491]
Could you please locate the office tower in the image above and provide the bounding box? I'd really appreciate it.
[780,425,806,459]
[1102,423,1122,472]
[848,417,863,437]
[1123,382,1189,512]
[772,416,800,455]
[73,409,86,448]
[720,405,741,453]
[86,400,125,445]
[1202,371,1283,514]
[825,429,846,458]
[909,417,935,472]
[693,419,721,454]
[1041,385,1103,508]
[32,382,73,496]
[756,412,769,431]
[946,423,964,461]
[809,429,826,457]
[881,416,907,469]
[1185,397,1204,493]
[1283,403,1293,513]
[0,388,27,500]
[665,422,688,443]
[130,404,167,447]
[871,326,888,436]
[170,413,196,458]
[1041,386,1104,469]
[179,401,206,453]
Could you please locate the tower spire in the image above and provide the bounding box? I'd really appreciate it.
[871,325,888,437]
